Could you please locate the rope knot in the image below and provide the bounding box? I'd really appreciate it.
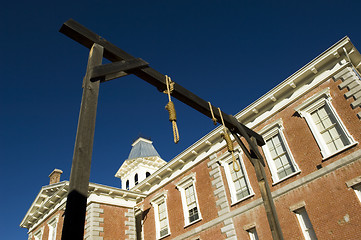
[165,101,177,122]
[163,78,175,95]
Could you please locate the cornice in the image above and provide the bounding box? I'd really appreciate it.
[131,37,361,195]
[20,181,146,231]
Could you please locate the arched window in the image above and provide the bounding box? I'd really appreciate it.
[146,172,151,178]
[135,173,138,185]
[126,180,129,190]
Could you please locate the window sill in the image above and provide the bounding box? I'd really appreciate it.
[158,233,171,240]
[322,142,358,161]
[184,218,202,228]
[231,193,255,206]
[272,170,301,186]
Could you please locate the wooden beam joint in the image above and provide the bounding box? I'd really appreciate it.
[90,58,149,82]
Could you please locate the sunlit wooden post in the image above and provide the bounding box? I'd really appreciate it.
[61,43,103,240]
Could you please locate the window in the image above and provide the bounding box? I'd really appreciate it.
[135,173,138,185]
[221,153,254,204]
[176,173,202,226]
[185,185,199,223]
[294,207,317,240]
[135,208,144,240]
[247,227,259,240]
[146,172,151,178]
[126,180,129,190]
[295,88,356,159]
[47,216,59,240]
[353,183,361,203]
[260,120,300,183]
[34,228,43,240]
[345,176,361,203]
[151,193,170,239]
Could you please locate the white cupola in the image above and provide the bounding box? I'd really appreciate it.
[115,137,166,190]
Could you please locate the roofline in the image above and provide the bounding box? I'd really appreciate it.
[235,36,353,122]
[20,181,146,229]
[132,36,361,194]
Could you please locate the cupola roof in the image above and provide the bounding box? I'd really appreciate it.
[127,137,160,160]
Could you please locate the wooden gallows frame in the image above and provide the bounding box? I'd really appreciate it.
[59,19,284,240]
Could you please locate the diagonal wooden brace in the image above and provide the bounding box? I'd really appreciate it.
[90,58,149,82]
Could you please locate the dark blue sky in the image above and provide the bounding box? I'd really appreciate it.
[2,0,361,238]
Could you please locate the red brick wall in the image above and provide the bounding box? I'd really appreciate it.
[251,78,361,192]
[140,159,221,239]
[137,77,361,239]
[99,204,128,240]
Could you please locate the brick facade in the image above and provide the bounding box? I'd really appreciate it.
[22,37,361,240]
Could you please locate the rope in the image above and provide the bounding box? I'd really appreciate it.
[218,108,240,172]
[208,102,217,125]
[164,75,179,144]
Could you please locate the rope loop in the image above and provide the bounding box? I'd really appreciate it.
[208,102,217,125]
[218,108,240,172]
[164,75,179,144]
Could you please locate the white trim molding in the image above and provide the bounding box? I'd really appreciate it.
[175,173,202,227]
[346,175,361,203]
[259,119,300,184]
[47,214,59,240]
[34,226,44,240]
[295,88,357,159]
[219,152,254,205]
[293,207,317,240]
[150,191,171,239]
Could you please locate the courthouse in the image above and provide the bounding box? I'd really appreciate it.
[21,36,361,239]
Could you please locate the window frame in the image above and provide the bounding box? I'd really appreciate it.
[353,184,361,203]
[150,192,171,239]
[126,179,130,190]
[295,88,356,159]
[260,120,300,184]
[134,173,139,185]
[293,207,317,240]
[34,227,44,240]
[220,152,254,205]
[247,227,259,240]
[175,173,202,227]
[47,214,59,240]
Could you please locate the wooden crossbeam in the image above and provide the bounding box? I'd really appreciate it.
[59,19,265,146]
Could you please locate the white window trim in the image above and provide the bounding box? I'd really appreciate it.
[346,176,361,203]
[247,227,259,240]
[34,226,44,240]
[353,184,361,203]
[47,214,59,240]
[150,192,171,239]
[175,173,202,227]
[243,223,259,240]
[293,206,317,240]
[259,119,300,184]
[220,152,254,205]
[295,88,357,159]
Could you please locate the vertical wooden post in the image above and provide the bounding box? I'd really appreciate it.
[250,137,284,240]
[231,131,284,240]
[61,43,104,240]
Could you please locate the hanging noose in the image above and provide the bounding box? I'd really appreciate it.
[208,102,218,125]
[164,75,179,144]
[218,108,240,172]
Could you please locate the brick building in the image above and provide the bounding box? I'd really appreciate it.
[21,36,361,239]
